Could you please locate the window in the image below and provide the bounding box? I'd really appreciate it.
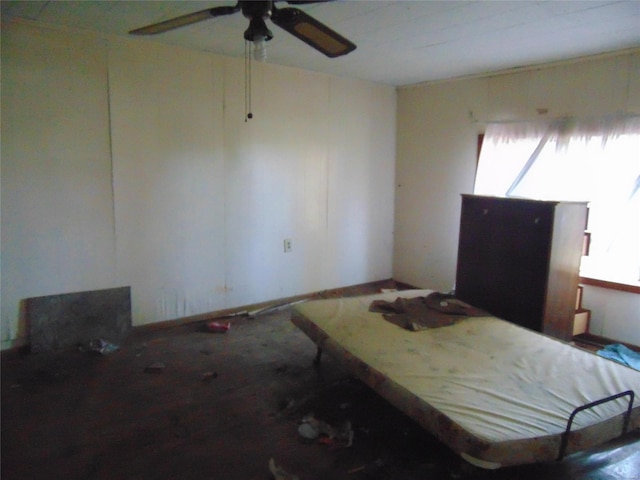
[474,116,640,286]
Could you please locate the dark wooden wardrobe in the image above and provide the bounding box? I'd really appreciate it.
[455,195,588,341]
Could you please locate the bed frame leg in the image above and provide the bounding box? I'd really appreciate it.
[313,347,323,367]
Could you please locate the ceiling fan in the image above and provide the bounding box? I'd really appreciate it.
[129,0,356,59]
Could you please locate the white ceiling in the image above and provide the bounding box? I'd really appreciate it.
[2,0,640,86]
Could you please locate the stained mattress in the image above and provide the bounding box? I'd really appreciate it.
[291,289,640,468]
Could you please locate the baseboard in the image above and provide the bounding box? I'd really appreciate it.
[393,280,421,290]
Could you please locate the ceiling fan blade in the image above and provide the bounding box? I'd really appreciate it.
[129,5,240,35]
[271,7,356,58]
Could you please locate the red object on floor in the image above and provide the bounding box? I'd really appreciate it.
[207,321,230,333]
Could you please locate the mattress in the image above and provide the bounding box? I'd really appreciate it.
[291,289,640,468]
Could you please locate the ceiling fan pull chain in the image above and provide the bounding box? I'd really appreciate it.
[248,47,253,120]
[244,40,248,121]
[244,40,253,122]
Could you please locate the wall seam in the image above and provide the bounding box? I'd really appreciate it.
[105,38,118,283]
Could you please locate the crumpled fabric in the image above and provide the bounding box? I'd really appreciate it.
[369,292,487,331]
[597,343,640,371]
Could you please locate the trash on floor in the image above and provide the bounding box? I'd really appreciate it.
[144,362,166,374]
[85,338,120,355]
[298,413,353,448]
[298,421,320,440]
[206,321,231,333]
[197,310,249,332]
[269,458,300,480]
[347,458,386,475]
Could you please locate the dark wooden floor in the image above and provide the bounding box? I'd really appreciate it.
[2,283,639,480]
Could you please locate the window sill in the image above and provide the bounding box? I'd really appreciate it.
[579,275,640,294]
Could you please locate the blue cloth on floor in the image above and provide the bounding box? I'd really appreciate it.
[597,343,640,371]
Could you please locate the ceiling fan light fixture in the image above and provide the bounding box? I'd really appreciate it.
[243,17,274,42]
[244,17,273,62]
[252,37,268,62]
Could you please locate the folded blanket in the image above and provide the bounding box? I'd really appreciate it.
[369,292,487,331]
[597,343,640,371]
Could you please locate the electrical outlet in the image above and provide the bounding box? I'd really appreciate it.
[283,239,292,253]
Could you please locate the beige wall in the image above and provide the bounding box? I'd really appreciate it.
[1,20,397,348]
[394,50,640,344]
[2,22,117,346]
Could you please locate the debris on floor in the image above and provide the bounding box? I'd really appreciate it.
[297,413,353,448]
[347,458,386,475]
[197,310,248,332]
[206,321,231,333]
[144,362,166,374]
[269,458,300,480]
[80,338,120,355]
[6,280,637,480]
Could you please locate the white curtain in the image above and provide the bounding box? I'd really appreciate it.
[475,115,640,283]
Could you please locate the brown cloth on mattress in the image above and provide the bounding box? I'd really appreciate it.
[369,292,488,331]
